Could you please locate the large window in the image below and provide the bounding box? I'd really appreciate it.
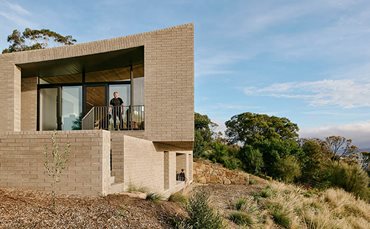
[61,86,82,130]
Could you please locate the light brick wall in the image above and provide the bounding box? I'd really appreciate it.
[123,135,164,192]
[21,77,37,131]
[110,132,125,182]
[0,24,194,147]
[0,55,17,132]
[0,130,110,196]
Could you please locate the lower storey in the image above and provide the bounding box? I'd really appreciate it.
[0,130,193,197]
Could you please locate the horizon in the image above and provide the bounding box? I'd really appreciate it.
[1,0,370,148]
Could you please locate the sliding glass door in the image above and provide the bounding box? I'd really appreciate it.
[39,86,82,131]
[39,88,59,131]
[61,86,82,130]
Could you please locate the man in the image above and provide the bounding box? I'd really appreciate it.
[110,92,124,130]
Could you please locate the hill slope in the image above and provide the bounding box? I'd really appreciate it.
[0,160,369,228]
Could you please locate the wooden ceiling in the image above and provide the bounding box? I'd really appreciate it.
[40,64,144,84]
[19,46,144,78]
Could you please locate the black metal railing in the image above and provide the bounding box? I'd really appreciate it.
[82,105,144,131]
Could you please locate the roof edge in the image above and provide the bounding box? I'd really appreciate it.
[0,23,194,57]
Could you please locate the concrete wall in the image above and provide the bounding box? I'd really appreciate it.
[0,130,111,196]
[0,24,194,146]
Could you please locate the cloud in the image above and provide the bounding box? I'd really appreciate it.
[4,1,31,15]
[0,0,35,27]
[244,79,370,108]
[300,120,370,148]
[195,51,246,77]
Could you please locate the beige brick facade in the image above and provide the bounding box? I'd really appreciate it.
[0,23,194,146]
[0,24,194,196]
[0,130,110,196]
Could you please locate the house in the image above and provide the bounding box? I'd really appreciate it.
[0,24,194,196]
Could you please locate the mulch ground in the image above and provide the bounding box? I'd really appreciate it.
[0,188,184,229]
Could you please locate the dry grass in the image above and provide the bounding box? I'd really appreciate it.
[242,182,369,228]
[194,181,370,228]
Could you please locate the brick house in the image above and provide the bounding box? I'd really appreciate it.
[0,24,194,196]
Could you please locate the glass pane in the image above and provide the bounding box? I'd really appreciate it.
[133,77,144,105]
[39,73,82,84]
[39,88,58,130]
[85,86,107,112]
[61,86,82,130]
[109,85,130,106]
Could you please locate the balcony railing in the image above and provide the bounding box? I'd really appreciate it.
[82,105,144,131]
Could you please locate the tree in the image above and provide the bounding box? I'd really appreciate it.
[2,28,76,53]
[238,145,264,174]
[299,138,331,185]
[44,131,71,213]
[325,136,358,159]
[225,112,299,147]
[194,112,217,157]
[274,155,301,183]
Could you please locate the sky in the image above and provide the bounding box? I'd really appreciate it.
[1,0,370,147]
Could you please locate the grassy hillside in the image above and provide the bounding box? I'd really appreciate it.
[1,160,369,228]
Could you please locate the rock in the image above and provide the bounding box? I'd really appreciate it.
[198,177,207,184]
[223,178,231,185]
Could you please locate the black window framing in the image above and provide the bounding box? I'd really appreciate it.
[36,74,131,131]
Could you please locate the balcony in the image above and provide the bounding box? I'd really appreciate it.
[82,105,144,131]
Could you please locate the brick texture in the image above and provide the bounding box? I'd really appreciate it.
[0,130,110,196]
[0,24,194,147]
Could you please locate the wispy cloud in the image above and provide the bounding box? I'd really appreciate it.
[0,0,35,27]
[300,120,370,148]
[244,79,370,108]
[195,51,246,77]
[4,1,31,15]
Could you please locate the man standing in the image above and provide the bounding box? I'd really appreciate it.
[110,91,124,130]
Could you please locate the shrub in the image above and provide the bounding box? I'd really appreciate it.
[324,161,369,200]
[239,145,264,174]
[228,212,253,226]
[146,193,163,202]
[169,192,188,205]
[270,204,291,228]
[207,141,242,170]
[274,155,301,183]
[234,198,247,210]
[254,186,275,199]
[127,184,148,193]
[249,179,257,185]
[178,191,223,229]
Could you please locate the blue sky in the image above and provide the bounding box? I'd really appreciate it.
[1,0,370,147]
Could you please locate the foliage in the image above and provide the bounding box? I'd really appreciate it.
[325,136,358,159]
[127,184,149,193]
[169,192,188,205]
[228,212,253,226]
[238,145,264,174]
[225,112,299,146]
[299,139,331,185]
[194,112,217,157]
[274,155,302,183]
[257,138,302,177]
[323,161,369,200]
[177,191,223,229]
[234,198,247,210]
[269,204,291,228]
[44,131,71,212]
[71,112,83,130]
[2,28,76,53]
[254,186,275,199]
[146,193,163,202]
[207,141,242,170]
